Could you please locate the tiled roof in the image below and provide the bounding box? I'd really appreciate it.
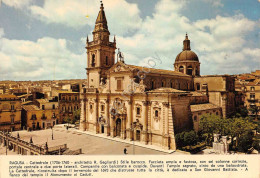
[247,79,260,86]
[190,92,206,96]
[22,101,33,105]
[22,105,41,111]
[0,94,17,99]
[126,64,190,77]
[53,89,79,94]
[191,103,220,112]
[36,99,49,104]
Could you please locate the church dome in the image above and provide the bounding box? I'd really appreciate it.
[175,34,199,62]
[175,50,199,62]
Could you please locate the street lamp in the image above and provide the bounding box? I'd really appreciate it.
[51,126,54,140]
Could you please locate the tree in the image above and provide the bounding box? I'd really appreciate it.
[183,131,198,146]
[229,117,256,148]
[199,114,229,145]
[175,130,198,148]
[72,109,81,125]
[237,132,253,152]
[63,116,72,126]
[249,105,260,121]
[234,106,248,118]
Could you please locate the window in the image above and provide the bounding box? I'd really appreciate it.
[187,66,193,75]
[117,80,122,90]
[74,106,76,111]
[136,107,140,115]
[11,117,14,123]
[161,81,165,87]
[250,93,255,99]
[69,96,71,101]
[62,96,65,100]
[42,105,45,110]
[196,83,200,91]
[194,116,197,122]
[11,105,15,110]
[216,112,219,116]
[155,110,159,117]
[90,104,93,110]
[170,82,173,88]
[52,104,55,109]
[105,56,108,66]
[92,54,95,67]
[75,96,78,101]
[179,66,184,73]
[251,87,255,91]
[76,105,79,110]
[151,81,155,89]
[101,105,105,112]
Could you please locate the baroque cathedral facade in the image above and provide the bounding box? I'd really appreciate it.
[79,2,236,150]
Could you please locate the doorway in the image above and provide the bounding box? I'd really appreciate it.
[42,122,45,129]
[101,125,104,133]
[116,119,121,137]
[136,130,141,141]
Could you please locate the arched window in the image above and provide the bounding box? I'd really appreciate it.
[161,81,165,87]
[187,66,192,75]
[151,81,155,89]
[196,83,200,90]
[105,56,108,66]
[170,82,173,88]
[155,110,159,117]
[91,54,95,67]
[179,66,184,73]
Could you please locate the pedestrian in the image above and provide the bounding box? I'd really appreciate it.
[124,148,127,154]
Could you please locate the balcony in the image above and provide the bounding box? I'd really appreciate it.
[247,98,258,102]
[0,121,21,126]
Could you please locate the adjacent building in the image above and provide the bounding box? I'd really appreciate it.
[21,99,59,130]
[0,94,22,131]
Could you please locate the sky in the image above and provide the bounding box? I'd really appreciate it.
[0,0,259,81]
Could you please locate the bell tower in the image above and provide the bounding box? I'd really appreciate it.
[86,1,116,88]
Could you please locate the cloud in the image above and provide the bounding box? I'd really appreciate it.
[30,0,142,35]
[0,28,4,38]
[114,0,259,75]
[0,37,86,80]
[2,0,32,9]
[201,0,224,7]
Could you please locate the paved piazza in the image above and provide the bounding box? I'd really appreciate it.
[0,125,183,155]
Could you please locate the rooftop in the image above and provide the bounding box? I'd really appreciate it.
[22,105,41,111]
[0,94,17,99]
[148,88,188,93]
[190,103,220,112]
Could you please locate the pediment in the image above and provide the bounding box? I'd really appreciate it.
[107,62,132,74]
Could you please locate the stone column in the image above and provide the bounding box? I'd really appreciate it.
[163,102,170,149]
[94,99,99,134]
[141,101,148,144]
[79,98,86,131]
[105,99,110,136]
[126,100,132,140]
[110,115,115,138]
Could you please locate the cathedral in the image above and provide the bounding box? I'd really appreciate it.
[79,2,236,150]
